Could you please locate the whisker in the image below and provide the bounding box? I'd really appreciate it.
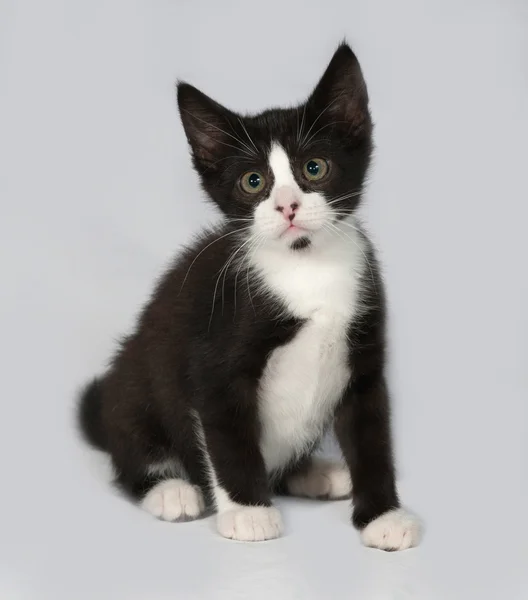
[299,91,347,149]
[220,238,254,314]
[231,234,259,315]
[209,246,240,329]
[225,219,254,226]
[202,154,246,174]
[326,190,364,204]
[245,235,266,315]
[238,118,259,154]
[223,214,254,223]
[298,208,360,222]
[209,234,255,329]
[329,218,365,234]
[226,118,256,156]
[300,211,358,221]
[325,221,377,290]
[302,119,351,149]
[180,108,255,157]
[298,103,308,145]
[178,226,251,296]
[233,233,264,317]
[296,107,300,145]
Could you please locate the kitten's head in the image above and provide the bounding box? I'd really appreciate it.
[177,43,372,251]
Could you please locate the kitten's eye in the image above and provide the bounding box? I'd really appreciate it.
[240,171,265,194]
[303,158,329,182]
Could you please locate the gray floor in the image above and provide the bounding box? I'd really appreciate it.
[1,0,527,598]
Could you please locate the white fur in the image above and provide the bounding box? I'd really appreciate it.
[250,144,366,472]
[216,505,283,542]
[361,509,422,551]
[190,409,237,513]
[252,143,335,244]
[268,144,298,187]
[182,144,365,539]
[141,478,205,521]
[286,458,352,499]
[145,458,181,478]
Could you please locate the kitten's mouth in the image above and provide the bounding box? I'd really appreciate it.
[280,223,308,238]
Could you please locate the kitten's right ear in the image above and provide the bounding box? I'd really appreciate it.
[177,82,233,166]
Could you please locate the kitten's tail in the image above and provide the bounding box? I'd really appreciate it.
[77,378,107,451]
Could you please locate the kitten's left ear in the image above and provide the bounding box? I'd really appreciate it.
[309,43,370,130]
[177,82,236,166]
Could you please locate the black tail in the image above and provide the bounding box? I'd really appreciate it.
[78,378,107,451]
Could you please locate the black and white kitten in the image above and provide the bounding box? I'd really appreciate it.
[78,43,421,550]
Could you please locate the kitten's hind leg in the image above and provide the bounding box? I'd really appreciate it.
[141,478,205,521]
[281,456,352,500]
[116,460,206,522]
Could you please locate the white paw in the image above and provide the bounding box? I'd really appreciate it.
[216,506,283,541]
[286,458,352,499]
[361,509,422,551]
[141,479,205,521]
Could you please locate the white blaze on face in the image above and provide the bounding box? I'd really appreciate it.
[268,143,298,188]
[252,143,330,244]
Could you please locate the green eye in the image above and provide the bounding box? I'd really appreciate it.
[240,171,265,194]
[303,158,329,181]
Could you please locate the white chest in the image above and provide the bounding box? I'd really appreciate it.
[258,315,352,471]
[252,236,365,472]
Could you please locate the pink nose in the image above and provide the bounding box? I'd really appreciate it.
[274,186,300,222]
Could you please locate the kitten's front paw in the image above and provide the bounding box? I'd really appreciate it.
[361,509,422,551]
[286,458,352,499]
[217,506,283,541]
[141,479,205,521]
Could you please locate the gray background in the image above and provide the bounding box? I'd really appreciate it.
[1,0,527,598]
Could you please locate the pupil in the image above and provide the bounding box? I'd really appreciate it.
[248,173,260,188]
[307,161,319,175]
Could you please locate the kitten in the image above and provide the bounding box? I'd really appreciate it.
[78,43,421,550]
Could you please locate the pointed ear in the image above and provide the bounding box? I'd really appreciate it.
[309,43,370,130]
[177,82,235,165]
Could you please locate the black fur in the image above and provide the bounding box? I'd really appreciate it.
[339,244,399,527]
[78,378,107,450]
[78,43,400,531]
